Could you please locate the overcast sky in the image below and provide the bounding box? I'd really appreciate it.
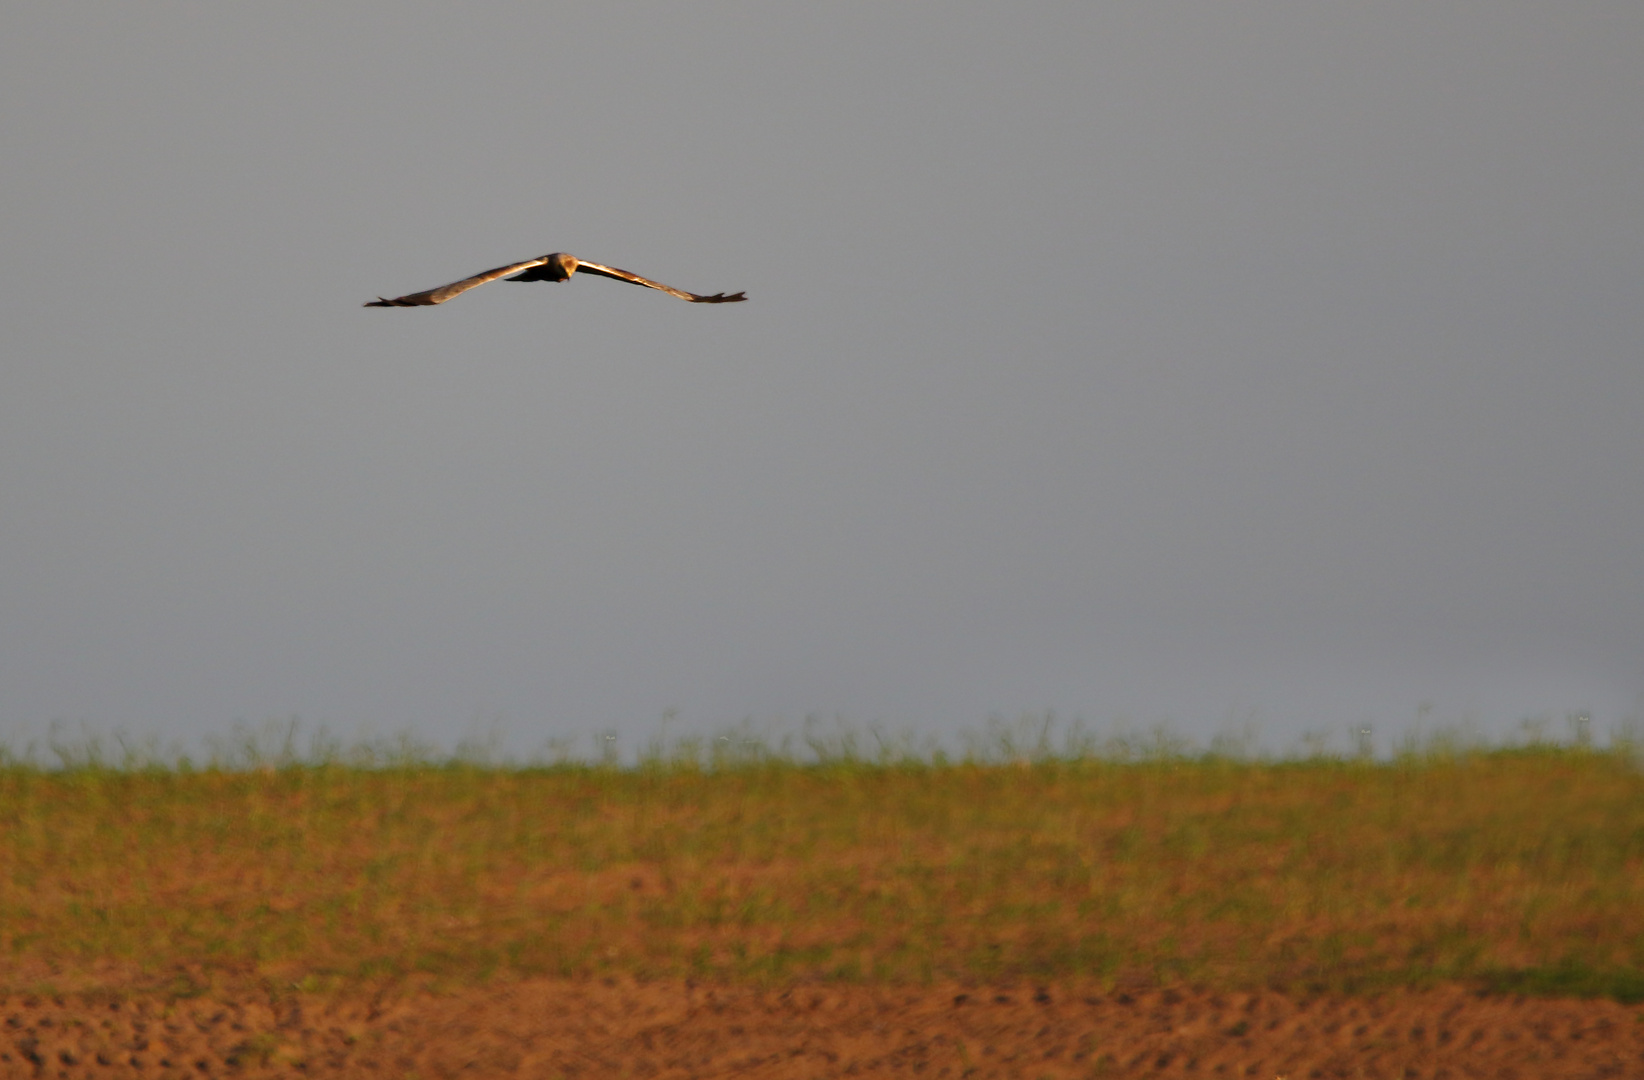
[3,4,1640,757]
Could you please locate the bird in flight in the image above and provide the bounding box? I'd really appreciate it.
[366,252,746,307]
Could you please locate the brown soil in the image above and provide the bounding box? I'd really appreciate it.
[3,980,1641,1079]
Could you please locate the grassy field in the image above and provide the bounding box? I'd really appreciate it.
[3,726,1642,1001]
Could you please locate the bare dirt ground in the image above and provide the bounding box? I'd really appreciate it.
[3,979,1641,1079]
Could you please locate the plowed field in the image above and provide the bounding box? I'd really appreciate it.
[5,980,1643,1079]
[5,747,1644,1076]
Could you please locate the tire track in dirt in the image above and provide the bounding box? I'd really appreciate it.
[3,980,1641,1078]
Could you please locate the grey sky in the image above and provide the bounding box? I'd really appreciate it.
[3,4,1640,755]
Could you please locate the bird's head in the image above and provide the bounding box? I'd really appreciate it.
[547,252,579,279]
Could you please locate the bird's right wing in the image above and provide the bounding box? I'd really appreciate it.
[365,256,554,307]
[573,260,747,303]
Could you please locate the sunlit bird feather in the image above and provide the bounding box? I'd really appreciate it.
[366,252,746,307]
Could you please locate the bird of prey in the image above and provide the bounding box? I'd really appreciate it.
[366,252,746,307]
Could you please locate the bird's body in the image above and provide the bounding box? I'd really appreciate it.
[366,252,746,307]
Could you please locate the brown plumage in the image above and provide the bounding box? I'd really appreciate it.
[366,252,747,307]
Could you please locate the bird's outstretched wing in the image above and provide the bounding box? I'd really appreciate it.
[364,256,554,307]
[571,260,747,304]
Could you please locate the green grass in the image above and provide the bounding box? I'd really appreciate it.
[2,723,1642,999]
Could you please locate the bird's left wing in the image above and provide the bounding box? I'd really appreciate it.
[365,256,554,307]
[573,261,747,303]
